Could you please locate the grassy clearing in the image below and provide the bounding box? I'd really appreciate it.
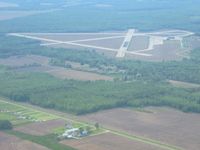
[53,127,65,135]
[0,99,58,126]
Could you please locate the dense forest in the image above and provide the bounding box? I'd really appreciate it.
[0,65,200,115]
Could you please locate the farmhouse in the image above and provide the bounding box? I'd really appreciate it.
[62,128,80,139]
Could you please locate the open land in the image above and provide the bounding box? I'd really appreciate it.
[128,36,149,51]
[0,55,113,81]
[14,119,66,136]
[0,98,185,150]
[168,80,200,88]
[61,132,161,150]
[8,29,195,61]
[0,131,49,150]
[80,107,200,150]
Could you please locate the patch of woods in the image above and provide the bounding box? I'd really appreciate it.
[0,66,199,115]
[0,120,13,130]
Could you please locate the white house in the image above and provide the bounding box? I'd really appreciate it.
[62,128,80,139]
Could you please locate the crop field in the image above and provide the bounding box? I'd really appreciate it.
[0,131,49,150]
[0,55,113,81]
[81,107,200,150]
[14,119,66,136]
[168,80,200,89]
[8,29,195,61]
[0,55,49,67]
[61,132,161,150]
[45,67,113,81]
[0,99,58,126]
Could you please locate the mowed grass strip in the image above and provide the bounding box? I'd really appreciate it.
[0,99,58,124]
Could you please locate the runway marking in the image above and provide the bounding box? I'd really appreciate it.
[116,29,135,58]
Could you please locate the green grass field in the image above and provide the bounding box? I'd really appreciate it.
[0,99,58,126]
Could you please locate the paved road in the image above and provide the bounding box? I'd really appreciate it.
[116,29,135,58]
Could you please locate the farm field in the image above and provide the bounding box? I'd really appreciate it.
[14,119,66,136]
[44,67,113,81]
[8,29,195,61]
[0,55,49,66]
[1,1,200,150]
[0,131,50,150]
[81,107,200,150]
[0,99,108,150]
[168,80,200,88]
[0,55,113,81]
[61,132,161,150]
[0,98,183,150]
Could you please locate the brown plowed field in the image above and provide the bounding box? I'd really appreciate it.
[81,107,200,150]
[61,133,161,150]
[0,55,113,81]
[14,119,66,136]
[0,131,49,150]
